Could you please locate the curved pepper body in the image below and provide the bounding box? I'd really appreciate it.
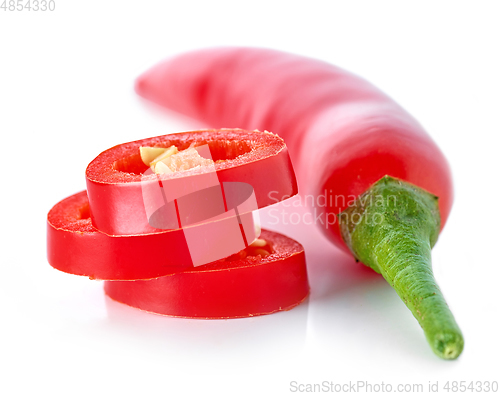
[135,48,453,252]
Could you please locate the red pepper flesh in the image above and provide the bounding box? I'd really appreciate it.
[47,191,256,280]
[104,229,309,319]
[86,128,297,236]
[47,191,309,317]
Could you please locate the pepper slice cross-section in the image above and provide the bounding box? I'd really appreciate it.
[86,129,298,236]
[47,191,257,280]
[104,229,310,319]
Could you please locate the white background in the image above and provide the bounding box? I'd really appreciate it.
[1,1,499,395]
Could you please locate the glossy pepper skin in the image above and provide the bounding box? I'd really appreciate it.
[135,48,453,252]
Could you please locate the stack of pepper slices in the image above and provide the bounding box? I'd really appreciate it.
[47,128,310,318]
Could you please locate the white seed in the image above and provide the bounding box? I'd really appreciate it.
[140,147,169,166]
[154,161,173,174]
[150,145,179,169]
[250,238,267,247]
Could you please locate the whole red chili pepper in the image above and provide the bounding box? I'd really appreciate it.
[135,47,463,359]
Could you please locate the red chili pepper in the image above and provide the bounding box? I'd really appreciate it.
[105,229,309,319]
[135,48,453,249]
[47,191,255,280]
[86,128,297,236]
[135,48,463,359]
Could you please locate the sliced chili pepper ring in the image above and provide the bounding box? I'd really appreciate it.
[104,229,309,319]
[47,191,257,280]
[86,129,298,236]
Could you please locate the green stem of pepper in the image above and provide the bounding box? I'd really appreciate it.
[339,175,464,359]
